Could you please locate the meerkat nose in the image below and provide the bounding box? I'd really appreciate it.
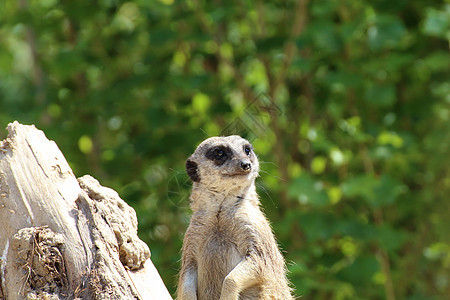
[240,161,251,171]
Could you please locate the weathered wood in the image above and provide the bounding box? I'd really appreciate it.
[0,122,172,299]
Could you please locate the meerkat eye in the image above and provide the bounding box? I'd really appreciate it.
[244,146,251,156]
[216,149,225,156]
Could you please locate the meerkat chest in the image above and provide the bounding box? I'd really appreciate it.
[197,226,242,281]
[194,199,259,272]
[196,211,244,273]
[203,226,242,258]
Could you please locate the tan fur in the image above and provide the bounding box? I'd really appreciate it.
[177,136,293,300]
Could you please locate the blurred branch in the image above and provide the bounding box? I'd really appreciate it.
[360,143,396,300]
[258,0,309,209]
[374,210,396,300]
[301,75,314,171]
[17,0,46,106]
[274,0,309,93]
[259,0,309,95]
[190,0,257,102]
[256,1,266,37]
[360,145,374,174]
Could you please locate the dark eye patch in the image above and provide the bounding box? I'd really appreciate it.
[205,145,232,166]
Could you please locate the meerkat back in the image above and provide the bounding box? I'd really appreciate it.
[177,136,293,300]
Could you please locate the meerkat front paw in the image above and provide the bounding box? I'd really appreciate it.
[219,276,240,300]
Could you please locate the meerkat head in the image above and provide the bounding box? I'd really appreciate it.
[186,135,260,193]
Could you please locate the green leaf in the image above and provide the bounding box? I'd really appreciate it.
[78,135,93,154]
[149,28,176,44]
[311,156,327,174]
[297,212,337,241]
[365,83,396,107]
[255,36,287,52]
[377,131,404,148]
[337,256,380,285]
[341,174,377,201]
[192,92,211,114]
[375,225,408,252]
[289,174,329,207]
[422,7,450,39]
[372,175,408,207]
[309,21,342,54]
[368,15,407,51]
[342,175,407,208]
[326,71,363,89]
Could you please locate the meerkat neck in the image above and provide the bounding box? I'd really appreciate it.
[190,182,259,213]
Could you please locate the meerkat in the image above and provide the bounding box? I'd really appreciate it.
[177,135,293,300]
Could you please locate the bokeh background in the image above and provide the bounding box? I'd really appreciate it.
[1,0,449,299]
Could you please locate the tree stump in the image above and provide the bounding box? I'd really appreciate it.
[0,121,172,300]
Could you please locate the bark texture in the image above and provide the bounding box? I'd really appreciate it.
[0,121,172,300]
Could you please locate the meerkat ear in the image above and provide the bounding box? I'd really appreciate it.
[186,159,200,182]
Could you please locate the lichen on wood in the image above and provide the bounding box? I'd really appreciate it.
[12,226,67,299]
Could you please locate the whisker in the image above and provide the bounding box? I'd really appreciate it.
[258,160,280,168]
[199,128,212,137]
[259,169,284,181]
[256,182,278,209]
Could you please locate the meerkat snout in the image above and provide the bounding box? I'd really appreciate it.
[240,160,251,171]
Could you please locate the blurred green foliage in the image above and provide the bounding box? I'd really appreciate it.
[1,0,449,299]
